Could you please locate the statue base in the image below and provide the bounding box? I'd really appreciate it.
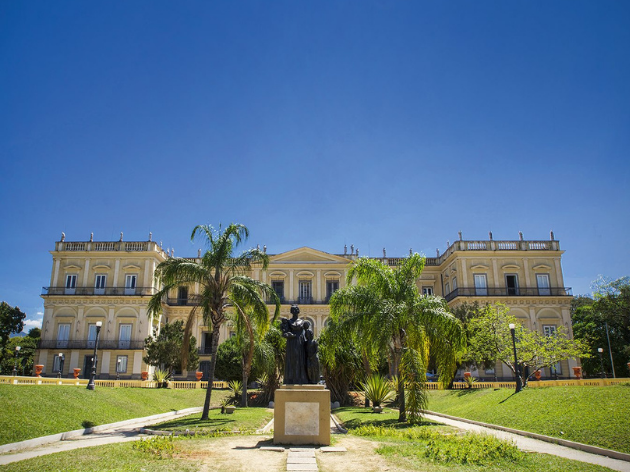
[273,384,331,446]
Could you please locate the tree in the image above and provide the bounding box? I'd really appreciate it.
[214,336,242,382]
[231,303,278,407]
[466,304,589,386]
[572,276,630,377]
[143,320,199,376]
[147,224,280,420]
[1,334,39,375]
[0,302,26,351]
[330,255,465,422]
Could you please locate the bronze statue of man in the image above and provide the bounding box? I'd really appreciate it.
[281,305,309,384]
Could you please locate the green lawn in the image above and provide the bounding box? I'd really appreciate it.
[427,385,630,454]
[152,407,274,434]
[334,407,614,472]
[0,385,229,445]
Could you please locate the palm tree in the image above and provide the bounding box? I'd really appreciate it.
[147,224,280,420]
[329,254,465,422]
[231,303,278,407]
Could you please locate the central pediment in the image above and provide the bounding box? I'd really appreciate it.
[270,247,350,264]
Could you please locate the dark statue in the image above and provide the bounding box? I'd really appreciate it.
[281,305,320,384]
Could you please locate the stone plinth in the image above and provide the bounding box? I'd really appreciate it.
[273,385,331,446]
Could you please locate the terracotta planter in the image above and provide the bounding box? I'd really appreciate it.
[196,371,203,381]
[572,366,582,379]
[464,372,471,379]
[534,370,541,380]
[73,368,81,379]
[141,371,149,381]
[34,365,44,378]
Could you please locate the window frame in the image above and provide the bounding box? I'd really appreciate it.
[537,274,551,296]
[474,274,488,296]
[65,274,77,294]
[116,355,128,373]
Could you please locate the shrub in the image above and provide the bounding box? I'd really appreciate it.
[360,374,395,407]
[132,436,175,459]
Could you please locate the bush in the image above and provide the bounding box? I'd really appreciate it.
[132,436,175,459]
[360,374,395,407]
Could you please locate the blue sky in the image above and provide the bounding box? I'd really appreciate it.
[1,1,629,330]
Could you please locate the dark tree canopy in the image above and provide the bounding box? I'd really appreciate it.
[143,320,199,374]
[0,302,26,348]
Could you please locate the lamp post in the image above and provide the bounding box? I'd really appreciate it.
[12,346,21,376]
[116,358,121,381]
[598,347,605,379]
[87,321,102,390]
[58,353,65,379]
[509,323,523,393]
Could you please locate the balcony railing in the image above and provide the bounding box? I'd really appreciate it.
[39,340,146,350]
[444,287,572,302]
[42,287,158,296]
[166,296,203,306]
[55,240,166,255]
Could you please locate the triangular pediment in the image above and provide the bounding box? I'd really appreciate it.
[270,247,350,264]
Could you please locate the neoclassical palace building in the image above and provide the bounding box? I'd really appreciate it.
[37,232,576,381]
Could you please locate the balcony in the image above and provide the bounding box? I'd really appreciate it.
[444,287,572,302]
[166,296,202,306]
[42,286,158,296]
[39,340,146,350]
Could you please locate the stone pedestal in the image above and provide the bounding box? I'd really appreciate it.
[273,384,331,446]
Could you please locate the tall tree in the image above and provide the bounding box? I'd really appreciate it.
[572,276,630,377]
[231,302,278,407]
[148,224,280,420]
[330,254,465,422]
[466,304,589,386]
[0,302,26,352]
[143,320,199,376]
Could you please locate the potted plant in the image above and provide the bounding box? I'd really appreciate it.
[360,374,394,413]
[196,371,203,381]
[141,371,149,381]
[73,368,81,379]
[534,370,542,381]
[572,366,582,379]
[34,365,44,377]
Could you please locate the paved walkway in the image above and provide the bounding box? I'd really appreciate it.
[1,411,629,471]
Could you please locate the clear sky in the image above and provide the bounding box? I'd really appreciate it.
[1,1,629,331]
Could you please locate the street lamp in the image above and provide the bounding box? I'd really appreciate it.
[116,358,121,381]
[12,346,21,376]
[86,321,102,390]
[58,353,65,379]
[598,347,605,379]
[509,323,523,393]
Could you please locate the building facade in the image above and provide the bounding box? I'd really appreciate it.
[37,232,575,380]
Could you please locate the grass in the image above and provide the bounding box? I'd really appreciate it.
[0,385,229,445]
[335,407,614,472]
[152,407,274,434]
[1,440,204,472]
[427,385,630,454]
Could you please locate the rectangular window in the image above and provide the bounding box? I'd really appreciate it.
[116,355,128,373]
[177,286,188,306]
[95,274,106,295]
[299,281,311,303]
[65,275,77,294]
[87,323,98,348]
[474,274,488,296]
[537,274,551,296]
[543,325,557,336]
[56,323,70,348]
[326,280,339,301]
[272,281,284,301]
[445,282,450,295]
[119,324,132,349]
[125,275,137,295]
[422,287,433,296]
[452,277,457,291]
[506,274,519,296]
